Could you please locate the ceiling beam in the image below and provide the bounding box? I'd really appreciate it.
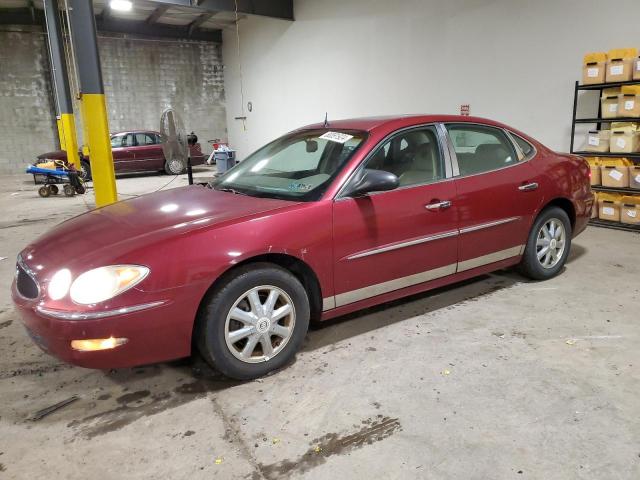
[188,12,213,36]
[0,8,221,43]
[146,5,170,24]
[151,0,294,20]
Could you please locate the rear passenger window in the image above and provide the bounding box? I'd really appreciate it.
[363,126,444,187]
[512,134,535,159]
[446,124,518,176]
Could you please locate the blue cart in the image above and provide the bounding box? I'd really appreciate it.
[26,165,86,197]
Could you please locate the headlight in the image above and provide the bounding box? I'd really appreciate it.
[48,269,72,300]
[69,265,149,305]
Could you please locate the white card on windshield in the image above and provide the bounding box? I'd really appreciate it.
[609,169,623,181]
[319,132,354,144]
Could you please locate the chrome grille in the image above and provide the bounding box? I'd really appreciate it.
[16,257,39,299]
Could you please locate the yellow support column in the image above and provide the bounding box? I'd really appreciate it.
[56,117,66,150]
[60,113,80,169]
[68,0,117,207]
[81,94,117,206]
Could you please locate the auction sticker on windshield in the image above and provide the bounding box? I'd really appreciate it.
[319,131,354,144]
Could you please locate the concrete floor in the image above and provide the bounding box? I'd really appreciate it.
[0,171,639,480]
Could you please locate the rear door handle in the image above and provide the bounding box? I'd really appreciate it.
[518,182,538,191]
[425,200,452,211]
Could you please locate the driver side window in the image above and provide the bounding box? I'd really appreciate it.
[363,126,444,187]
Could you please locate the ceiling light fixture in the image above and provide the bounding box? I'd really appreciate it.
[110,0,133,12]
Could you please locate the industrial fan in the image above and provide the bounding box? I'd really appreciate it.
[159,107,196,184]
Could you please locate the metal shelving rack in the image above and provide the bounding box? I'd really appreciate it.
[570,79,640,233]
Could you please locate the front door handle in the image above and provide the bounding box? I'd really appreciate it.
[425,200,452,211]
[518,182,538,191]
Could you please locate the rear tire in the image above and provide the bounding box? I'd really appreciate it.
[80,160,92,181]
[63,184,75,197]
[197,263,310,380]
[519,206,572,280]
[164,158,185,175]
[38,186,50,198]
[49,184,59,195]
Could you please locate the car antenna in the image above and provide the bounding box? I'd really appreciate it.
[323,112,329,127]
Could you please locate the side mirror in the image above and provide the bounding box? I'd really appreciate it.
[344,168,399,197]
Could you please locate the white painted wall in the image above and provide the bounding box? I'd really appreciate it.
[222,0,640,159]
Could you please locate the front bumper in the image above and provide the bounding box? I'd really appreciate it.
[11,281,198,369]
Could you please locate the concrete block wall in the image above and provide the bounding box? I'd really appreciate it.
[0,29,227,174]
[0,31,58,174]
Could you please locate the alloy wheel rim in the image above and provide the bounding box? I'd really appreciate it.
[536,218,566,269]
[224,285,296,364]
[169,159,183,174]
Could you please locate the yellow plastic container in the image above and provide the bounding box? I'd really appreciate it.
[610,122,639,133]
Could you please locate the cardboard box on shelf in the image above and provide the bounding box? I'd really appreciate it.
[629,166,640,189]
[609,131,640,154]
[582,53,607,85]
[606,48,637,82]
[620,196,640,225]
[600,165,629,187]
[599,200,621,221]
[617,94,640,118]
[590,165,601,185]
[634,57,640,81]
[601,95,620,119]
[584,130,610,153]
[591,192,599,218]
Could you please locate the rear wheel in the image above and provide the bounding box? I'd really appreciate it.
[519,206,572,280]
[80,160,92,181]
[164,157,185,175]
[49,184,59,195]
[197,263,310,380]
[38,186,51,198]
[63,184,75,197]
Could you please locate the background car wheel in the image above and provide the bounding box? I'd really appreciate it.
[519,206,572,281]
[197,263,310,380]
[164,157,185,175]
[38,186,50,198]
[80,160,92,181]
[63,184,75,197]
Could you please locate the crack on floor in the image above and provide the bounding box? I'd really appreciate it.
[211,396,265,479]
[253,415,402,480]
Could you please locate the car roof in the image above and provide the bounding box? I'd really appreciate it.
[111,130,160,136]
[301,114,514,134]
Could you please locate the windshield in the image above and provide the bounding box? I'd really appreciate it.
[211,129,367,201]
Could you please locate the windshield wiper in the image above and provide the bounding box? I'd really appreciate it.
[215,187,248,196]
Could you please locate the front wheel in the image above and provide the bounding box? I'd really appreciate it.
[197,263,310,380]
[519,206,572,280]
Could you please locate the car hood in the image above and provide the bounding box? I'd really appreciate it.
[37,150,67,161]
[21,186,299,271]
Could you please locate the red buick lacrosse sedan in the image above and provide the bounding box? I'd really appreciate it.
[12,115,593,379]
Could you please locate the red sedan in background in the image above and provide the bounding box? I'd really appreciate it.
[13,115,593,380]
[36,130,206,178]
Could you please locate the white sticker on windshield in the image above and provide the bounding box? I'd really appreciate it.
[319,132,354,144]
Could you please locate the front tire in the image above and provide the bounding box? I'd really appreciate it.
[519,206,572,280]
[197,263,310,380]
